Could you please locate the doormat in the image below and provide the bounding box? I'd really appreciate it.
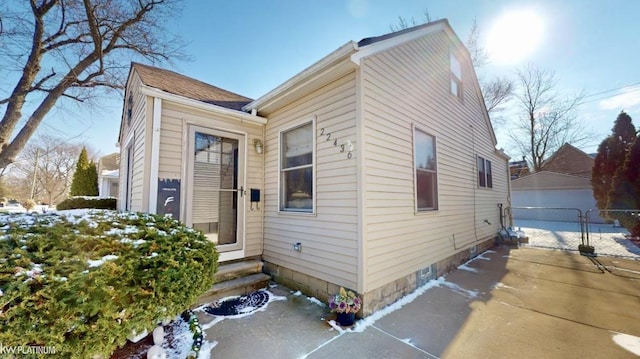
[203,290,270,316]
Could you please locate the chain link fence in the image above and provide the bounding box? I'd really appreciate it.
[503,207,584,251]
[585,209,640,259]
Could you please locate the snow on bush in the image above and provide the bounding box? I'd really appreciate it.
[0,210,218,359]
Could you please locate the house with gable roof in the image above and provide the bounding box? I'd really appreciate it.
[117,19,510,315]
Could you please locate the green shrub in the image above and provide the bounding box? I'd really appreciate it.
[57,197,117,210]
[0,210,218,358]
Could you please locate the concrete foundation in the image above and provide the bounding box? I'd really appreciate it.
[263,236,495,317]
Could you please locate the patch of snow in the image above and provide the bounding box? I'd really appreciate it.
[200,316,224,331]
[14,263,43,278]
[612,332,640,356]
[306,296,325,307]
[440,281,479,299]
[163,318,192,358]
[513,219,640,259]
[0,288,3,296]
[400,338,413,345]
[327,320,345,333]
[87,254,118,268]
[292,290,302,296]
[349,277,446,333]
[120,238,146,247]
[458,264,478,273]
[197,339,218,359]
[492,282,513,289]
[474,251,495,260]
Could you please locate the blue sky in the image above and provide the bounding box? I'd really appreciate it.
[34,0,640,157]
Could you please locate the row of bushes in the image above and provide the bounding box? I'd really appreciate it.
[56,197,117,210]
[0,210,218,358]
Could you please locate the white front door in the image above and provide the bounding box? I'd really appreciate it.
[186,126,245,253]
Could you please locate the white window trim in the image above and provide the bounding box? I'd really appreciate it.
[278,115,317,215]
[124,139,134,211]
[413,124,439,213]
[477,155,493,189]
[450,51,463,99]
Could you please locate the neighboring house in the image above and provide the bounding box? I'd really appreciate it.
[511,143,599,221]
[541,142,594,177]
[97,153,120,197]
[117,19,510,315]
[509,157,530,179]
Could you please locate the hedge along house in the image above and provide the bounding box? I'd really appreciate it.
[117,19,510,315]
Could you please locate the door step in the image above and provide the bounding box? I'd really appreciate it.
[195,259,271,307]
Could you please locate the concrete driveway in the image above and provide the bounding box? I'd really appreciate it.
[199,246,640,358]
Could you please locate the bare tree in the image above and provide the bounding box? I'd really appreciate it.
[10,135,89,204]
[511,64,588,171]
[390,14,513,117]
[390,9,432,32]
[0,0,186,170]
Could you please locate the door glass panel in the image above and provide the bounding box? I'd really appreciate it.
[192,132,238,245]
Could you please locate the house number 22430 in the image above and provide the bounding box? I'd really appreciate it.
[319,128,353,159]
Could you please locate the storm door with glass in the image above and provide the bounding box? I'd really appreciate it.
[187,126,244,252]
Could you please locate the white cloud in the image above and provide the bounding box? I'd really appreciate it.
[599,86,640,110]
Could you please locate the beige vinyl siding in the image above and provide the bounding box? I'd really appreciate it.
[158,102,264,257]
[119,73,148,212]
[263,71,359,289]
[361,30,509,291]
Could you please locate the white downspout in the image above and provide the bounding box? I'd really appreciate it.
[148,97,162,214]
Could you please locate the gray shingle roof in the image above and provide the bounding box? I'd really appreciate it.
[357,19,449,47]
[131,62,252,111]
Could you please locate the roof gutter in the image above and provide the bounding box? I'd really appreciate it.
[243,41,359,112]
[139,85,268,125]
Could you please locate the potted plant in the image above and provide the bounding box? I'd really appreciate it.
[328,287,361,326]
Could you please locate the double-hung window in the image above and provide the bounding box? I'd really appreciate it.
[414,128,438,211]
[280,122,314,212]
[477,156,493,188]
[450,52,462,99]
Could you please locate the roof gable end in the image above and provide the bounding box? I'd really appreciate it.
[351,19,451,65]
[542,143,594,177]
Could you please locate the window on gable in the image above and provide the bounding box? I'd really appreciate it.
[280,122,314,212]
[414,128,438,211]
[477,156,493,189]
[450,52,462,99]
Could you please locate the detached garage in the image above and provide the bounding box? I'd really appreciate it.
[511,171,603,223]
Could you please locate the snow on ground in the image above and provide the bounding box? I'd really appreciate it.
[512,219,640,259]
[87,254,118,268]
[611,332,640,356]
[300,249,498,358]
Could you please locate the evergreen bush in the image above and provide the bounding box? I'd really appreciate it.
[70,147,99,196]
[0,210,218,358]
[56,197,117,210]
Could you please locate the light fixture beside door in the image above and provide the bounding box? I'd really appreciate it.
[253,139,263,154]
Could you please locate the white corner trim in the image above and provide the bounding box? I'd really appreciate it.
[148,97,162,214]
[139,85,268,125]
[350,22,445,65]
[244,42,358,112]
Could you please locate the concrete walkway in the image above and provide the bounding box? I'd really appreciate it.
[197,246,640,358]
